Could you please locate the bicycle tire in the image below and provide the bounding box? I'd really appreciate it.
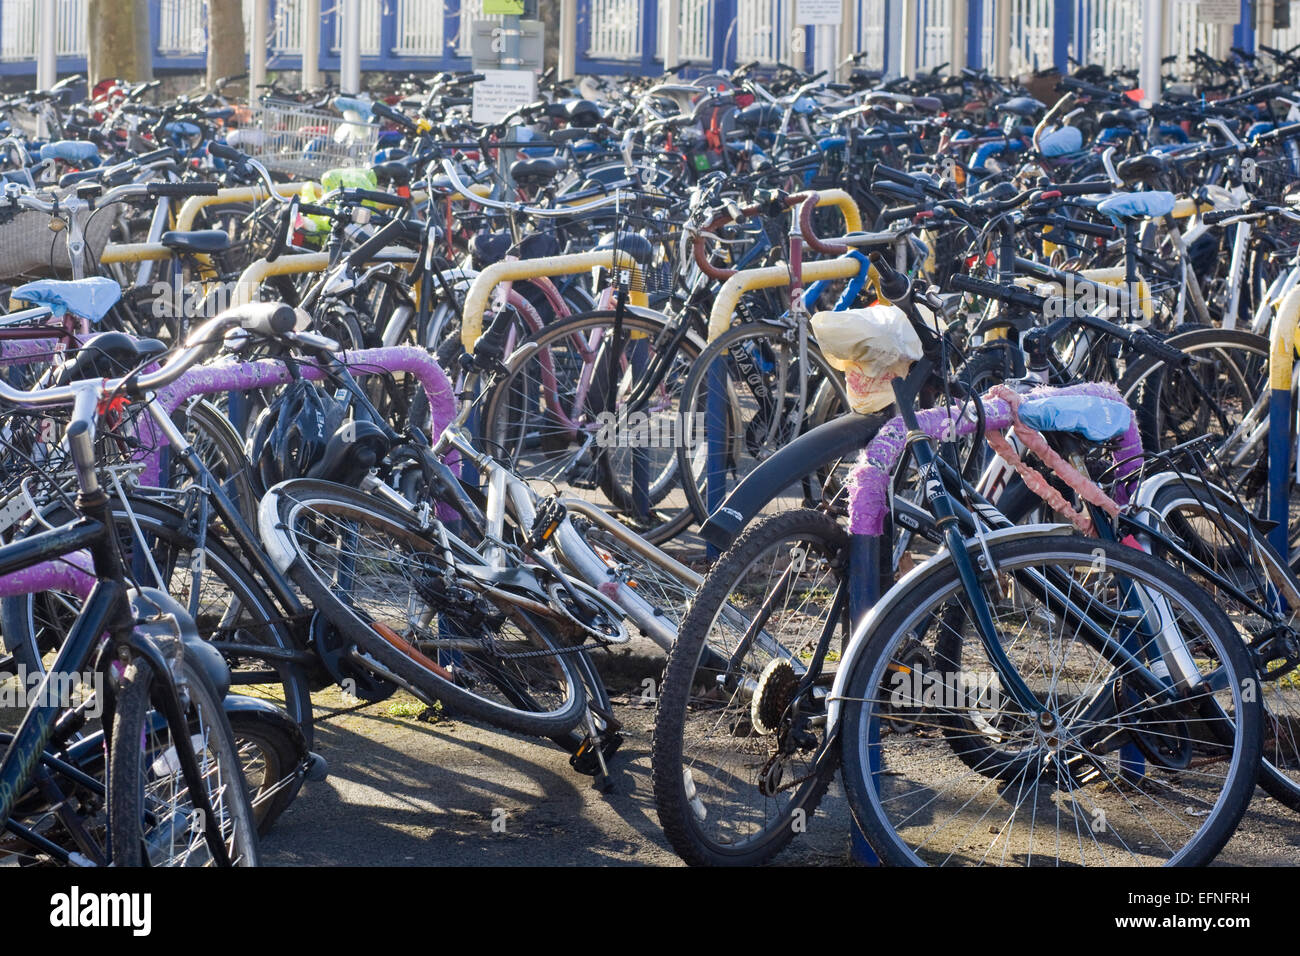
[0,497,313,746]
[674,321,849,526]
[839,534,1262,866]
[481,309,704,544]
[262,479,589,737]
[652,509,852,865]
[110,656,260,867]
[1144,478,1300,812]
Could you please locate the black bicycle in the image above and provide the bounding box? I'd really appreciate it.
[0,303,291,866]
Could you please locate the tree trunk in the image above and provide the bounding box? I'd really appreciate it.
[87,0,153,86]
[206,0,248,91]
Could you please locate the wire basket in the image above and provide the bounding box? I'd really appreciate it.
[1248,154,1300,203]
[244,99,379,178]
[0,206,115,282]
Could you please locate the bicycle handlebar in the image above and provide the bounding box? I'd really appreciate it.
[0,303,296,410]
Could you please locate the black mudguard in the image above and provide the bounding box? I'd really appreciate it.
[699,410,891,550]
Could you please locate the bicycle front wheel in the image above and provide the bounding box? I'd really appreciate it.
[110,657,260,867]
[839,535,1261,866]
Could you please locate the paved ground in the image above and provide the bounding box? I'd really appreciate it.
[261,682,1300,867]
[261,684,856,866]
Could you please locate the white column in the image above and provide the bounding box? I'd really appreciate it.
[837,0,856,80]
[1259,0,1275,56]
[662,0,681,72]
[948,0,966,73]
[559,0,579,79]
[994,0,1011,76]
[900,0,916,76]
[340,0,362,93]
[1139,0,1163,103]
[250,0,269,92]
[301,0,322,89]
[37,0,57,90]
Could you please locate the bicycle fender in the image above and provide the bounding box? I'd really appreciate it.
[700,410,891,550]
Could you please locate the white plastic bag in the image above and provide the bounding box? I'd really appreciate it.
[811,305,923,413]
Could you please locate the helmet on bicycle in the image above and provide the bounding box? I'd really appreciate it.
[248,379,346,495]
[248,380,392,494]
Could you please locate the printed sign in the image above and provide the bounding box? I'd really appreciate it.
[796,0,842,25]
[1197,0,1240,23]
[472,69,539,123]
[483,0,525,15]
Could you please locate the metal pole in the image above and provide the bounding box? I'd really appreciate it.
[37,0,57,90]
[994,0,1011,76]
[838,0,856,80]
[559,0,579,79]
[1259,0,1274,55]
[900,0,916,76]
[250,0,269,93]
[301,0,322,89]
[340,0,362,93]
[662,0,681,72]
[1139,0,1163,103]
[948,0,966,72]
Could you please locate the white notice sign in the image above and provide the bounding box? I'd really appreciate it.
[1197,0,1240,23]
[472,69,539,124]
[796,0,842,25]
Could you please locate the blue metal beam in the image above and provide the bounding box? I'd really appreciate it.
[1052,0,1071,70]
[967,0,983,69]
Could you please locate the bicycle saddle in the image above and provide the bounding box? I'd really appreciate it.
[12,277,121,323]
[1017,394,1132,443]
[469,231,514,268]
[509,156,565,189]
[734,102,783,132]
[1116,153,1171,187]
[159,229,232,254]
[1097,190,1176,221]
[38,140,99,165]
[1099,108,1150,130]
[1039,126,1083,157]
[52,331,168,386]
[995,96,1045,118]
[371,160,412,187]
[559,99,603,128]
[550,128,591,146]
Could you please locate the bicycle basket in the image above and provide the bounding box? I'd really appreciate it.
[0,206,114,282]
[245,99,379,177]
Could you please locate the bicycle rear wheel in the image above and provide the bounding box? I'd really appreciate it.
[1143,478,1300,811]
[261,479,589,737]
[652,509,850,865]
[675,322,849,527]
[480,310,702,544]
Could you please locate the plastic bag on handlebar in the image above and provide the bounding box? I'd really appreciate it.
[811,306,923,413]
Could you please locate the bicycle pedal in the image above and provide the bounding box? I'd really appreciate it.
[527,496,567,551]
[569,731,624,776]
